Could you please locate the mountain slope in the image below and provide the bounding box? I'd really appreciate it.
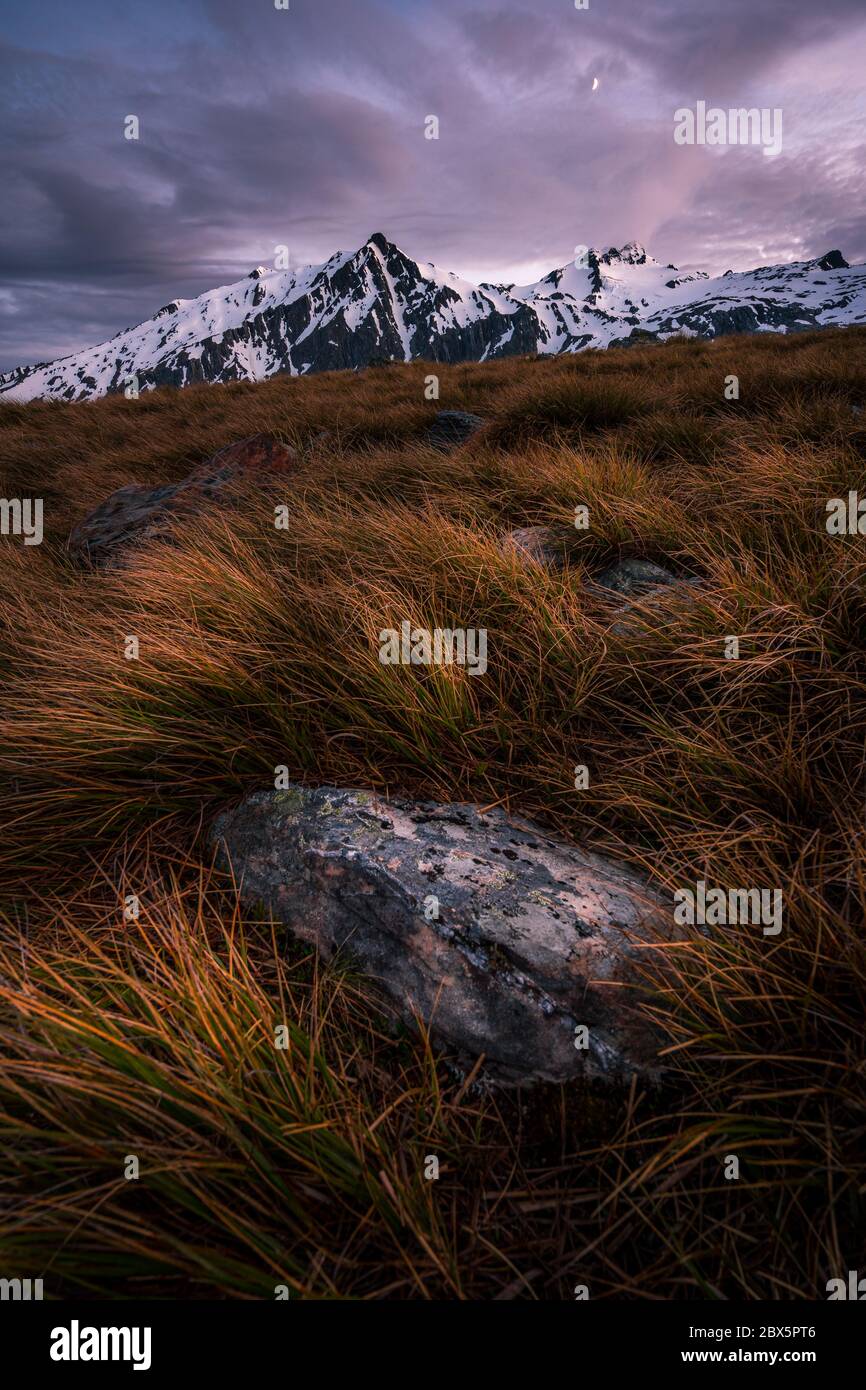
[2,234,864,402]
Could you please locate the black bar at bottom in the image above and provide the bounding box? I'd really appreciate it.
[1,1299,861,1376]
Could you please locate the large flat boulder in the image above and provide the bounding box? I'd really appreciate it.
[212,785,675,1085]
[69,433,298,566]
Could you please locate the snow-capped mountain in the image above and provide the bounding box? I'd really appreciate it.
[2,233,864,402]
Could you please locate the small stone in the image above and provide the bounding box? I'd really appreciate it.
[68,433,298,566]
[592,558,678,596]
[424,410,485,451]
[590,558,702,635]
[501,526,566,571]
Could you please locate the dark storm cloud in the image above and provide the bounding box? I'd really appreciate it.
[0,0,864,371]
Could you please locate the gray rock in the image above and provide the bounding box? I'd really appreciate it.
[212,784,675,1085]
[424,410,485,451]
[608,327,662,351]
[593,558,679,596]
[500,547,700,634]
[590,558,702,636]
[500,525,577,571]
[69,433,298,566]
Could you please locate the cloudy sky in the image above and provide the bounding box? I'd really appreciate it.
[1,0,864,371]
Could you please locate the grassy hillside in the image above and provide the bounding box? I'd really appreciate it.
[1,327,865,1299]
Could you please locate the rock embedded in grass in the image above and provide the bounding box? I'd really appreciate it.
[608,327,662,350]
[212,784,675,1085]
[592,557,679,595]
[68,432,298,566]
[589,557,701,634]
[498,537,689,594]
[424,410,485,451]
[500,524,574,570]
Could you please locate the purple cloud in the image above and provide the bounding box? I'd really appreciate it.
[0,0,864,370]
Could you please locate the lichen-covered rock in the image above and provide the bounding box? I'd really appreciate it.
[424,410,485,451]
[69,433,298,566]
[212,784,675,1085]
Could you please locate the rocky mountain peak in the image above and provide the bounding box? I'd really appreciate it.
[811,250,849,271]
[365,231,396,257]
[602,242,650,266]
[1,235,863,402]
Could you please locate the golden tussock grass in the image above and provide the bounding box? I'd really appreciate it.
[1,326,865,1298]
